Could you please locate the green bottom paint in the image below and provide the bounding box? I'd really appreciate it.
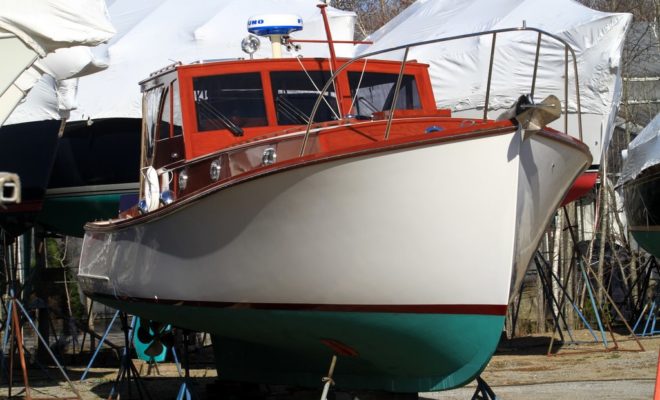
[97,297,504,393]
[38,194,123,237]
[631,230,660,259]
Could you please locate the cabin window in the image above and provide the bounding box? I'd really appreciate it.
[348,72,420,117]
[193,73,267,132]
[172,80,183,136]
[159,87,171,140]
[270,71,340,125]
[143,86,164,161]
[157,81,183,139]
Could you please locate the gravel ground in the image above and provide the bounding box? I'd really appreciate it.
[1,330,658,399]
[428,331,659,400]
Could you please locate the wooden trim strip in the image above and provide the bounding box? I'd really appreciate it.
[86,292,508,316]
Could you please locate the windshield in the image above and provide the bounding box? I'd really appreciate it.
[348,72,420,117]
[193,72,267,133]
[270,70,340,125]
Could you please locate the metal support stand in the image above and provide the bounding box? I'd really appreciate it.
[633,301,660,336]
[535,255,568,343]
[628,258,660,337]
[472,376,498,400]
[1,296,82,399]
[558,208,645,353]
[107,312,151,400]
[622,257,659,322]
[80,309,120,381]
[78,299,96,356]
[176,330,196,400]
[320,355,337,400]
[145,358,161,376]
[534,253,600,347]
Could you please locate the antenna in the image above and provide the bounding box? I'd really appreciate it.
[247,14,303,58]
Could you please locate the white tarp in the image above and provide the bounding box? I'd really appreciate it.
[0,0,115,57]
[354,0,631,165]
[0,0,115,126]
[7,0,355,123]
[619,113,660,185]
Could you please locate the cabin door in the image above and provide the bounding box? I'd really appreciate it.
[153,80,185,171]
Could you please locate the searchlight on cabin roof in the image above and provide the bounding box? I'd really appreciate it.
[246,14,303,58]
[241,34,261,59]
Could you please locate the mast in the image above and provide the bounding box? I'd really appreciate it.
[317,3,345,117]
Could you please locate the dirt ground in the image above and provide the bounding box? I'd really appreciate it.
[1,330,658,399]
[429,330,659,400]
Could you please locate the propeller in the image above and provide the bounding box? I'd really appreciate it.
[135,318,175,359]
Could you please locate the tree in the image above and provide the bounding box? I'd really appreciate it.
[332,0,416,39]
[582,0,660,127]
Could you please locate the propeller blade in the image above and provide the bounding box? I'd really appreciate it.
[150,320,163,333]
[136,324,154,344]
[145,341,165,357]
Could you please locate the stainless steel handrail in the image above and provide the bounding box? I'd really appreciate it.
[300,25,584,156]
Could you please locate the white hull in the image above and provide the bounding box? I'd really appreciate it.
[80,128,589,308]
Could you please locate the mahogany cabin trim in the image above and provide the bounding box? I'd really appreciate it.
[167,58,437,161]
[131,57,478,218]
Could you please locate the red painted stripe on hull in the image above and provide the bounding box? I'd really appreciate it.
[86,292,507,316]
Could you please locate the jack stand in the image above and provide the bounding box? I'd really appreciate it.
[107,313,151,400]
[633,301,660,336]
[144,358,160,376]
[320,355,337,400]
[472,376,498,400]
[1,296,82,399]
[176,330,196,400]
[80,309,120,381]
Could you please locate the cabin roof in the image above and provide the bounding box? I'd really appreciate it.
[140,57,431,92]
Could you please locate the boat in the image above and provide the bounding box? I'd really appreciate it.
[620,114,660,258]
[0,120,61,234]
[78,12,591,394]
[35,118,141,237]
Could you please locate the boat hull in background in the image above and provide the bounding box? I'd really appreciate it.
[623,164,660,258]
[37,118,141,236]
[0,120,61,235]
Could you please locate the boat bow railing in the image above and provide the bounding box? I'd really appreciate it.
[300,25,584,156]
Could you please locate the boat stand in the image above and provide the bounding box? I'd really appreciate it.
[80,309,120,381]
[176,330,197,400]
[107,312,151,400]
[319,355,337,400]
[559,209,645,353]
[471,376,498,400]
[633,300,660,336]
[1,228,81,400]
[1,295,82,399]
[533,253,601,346]
[629,258,660,337]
